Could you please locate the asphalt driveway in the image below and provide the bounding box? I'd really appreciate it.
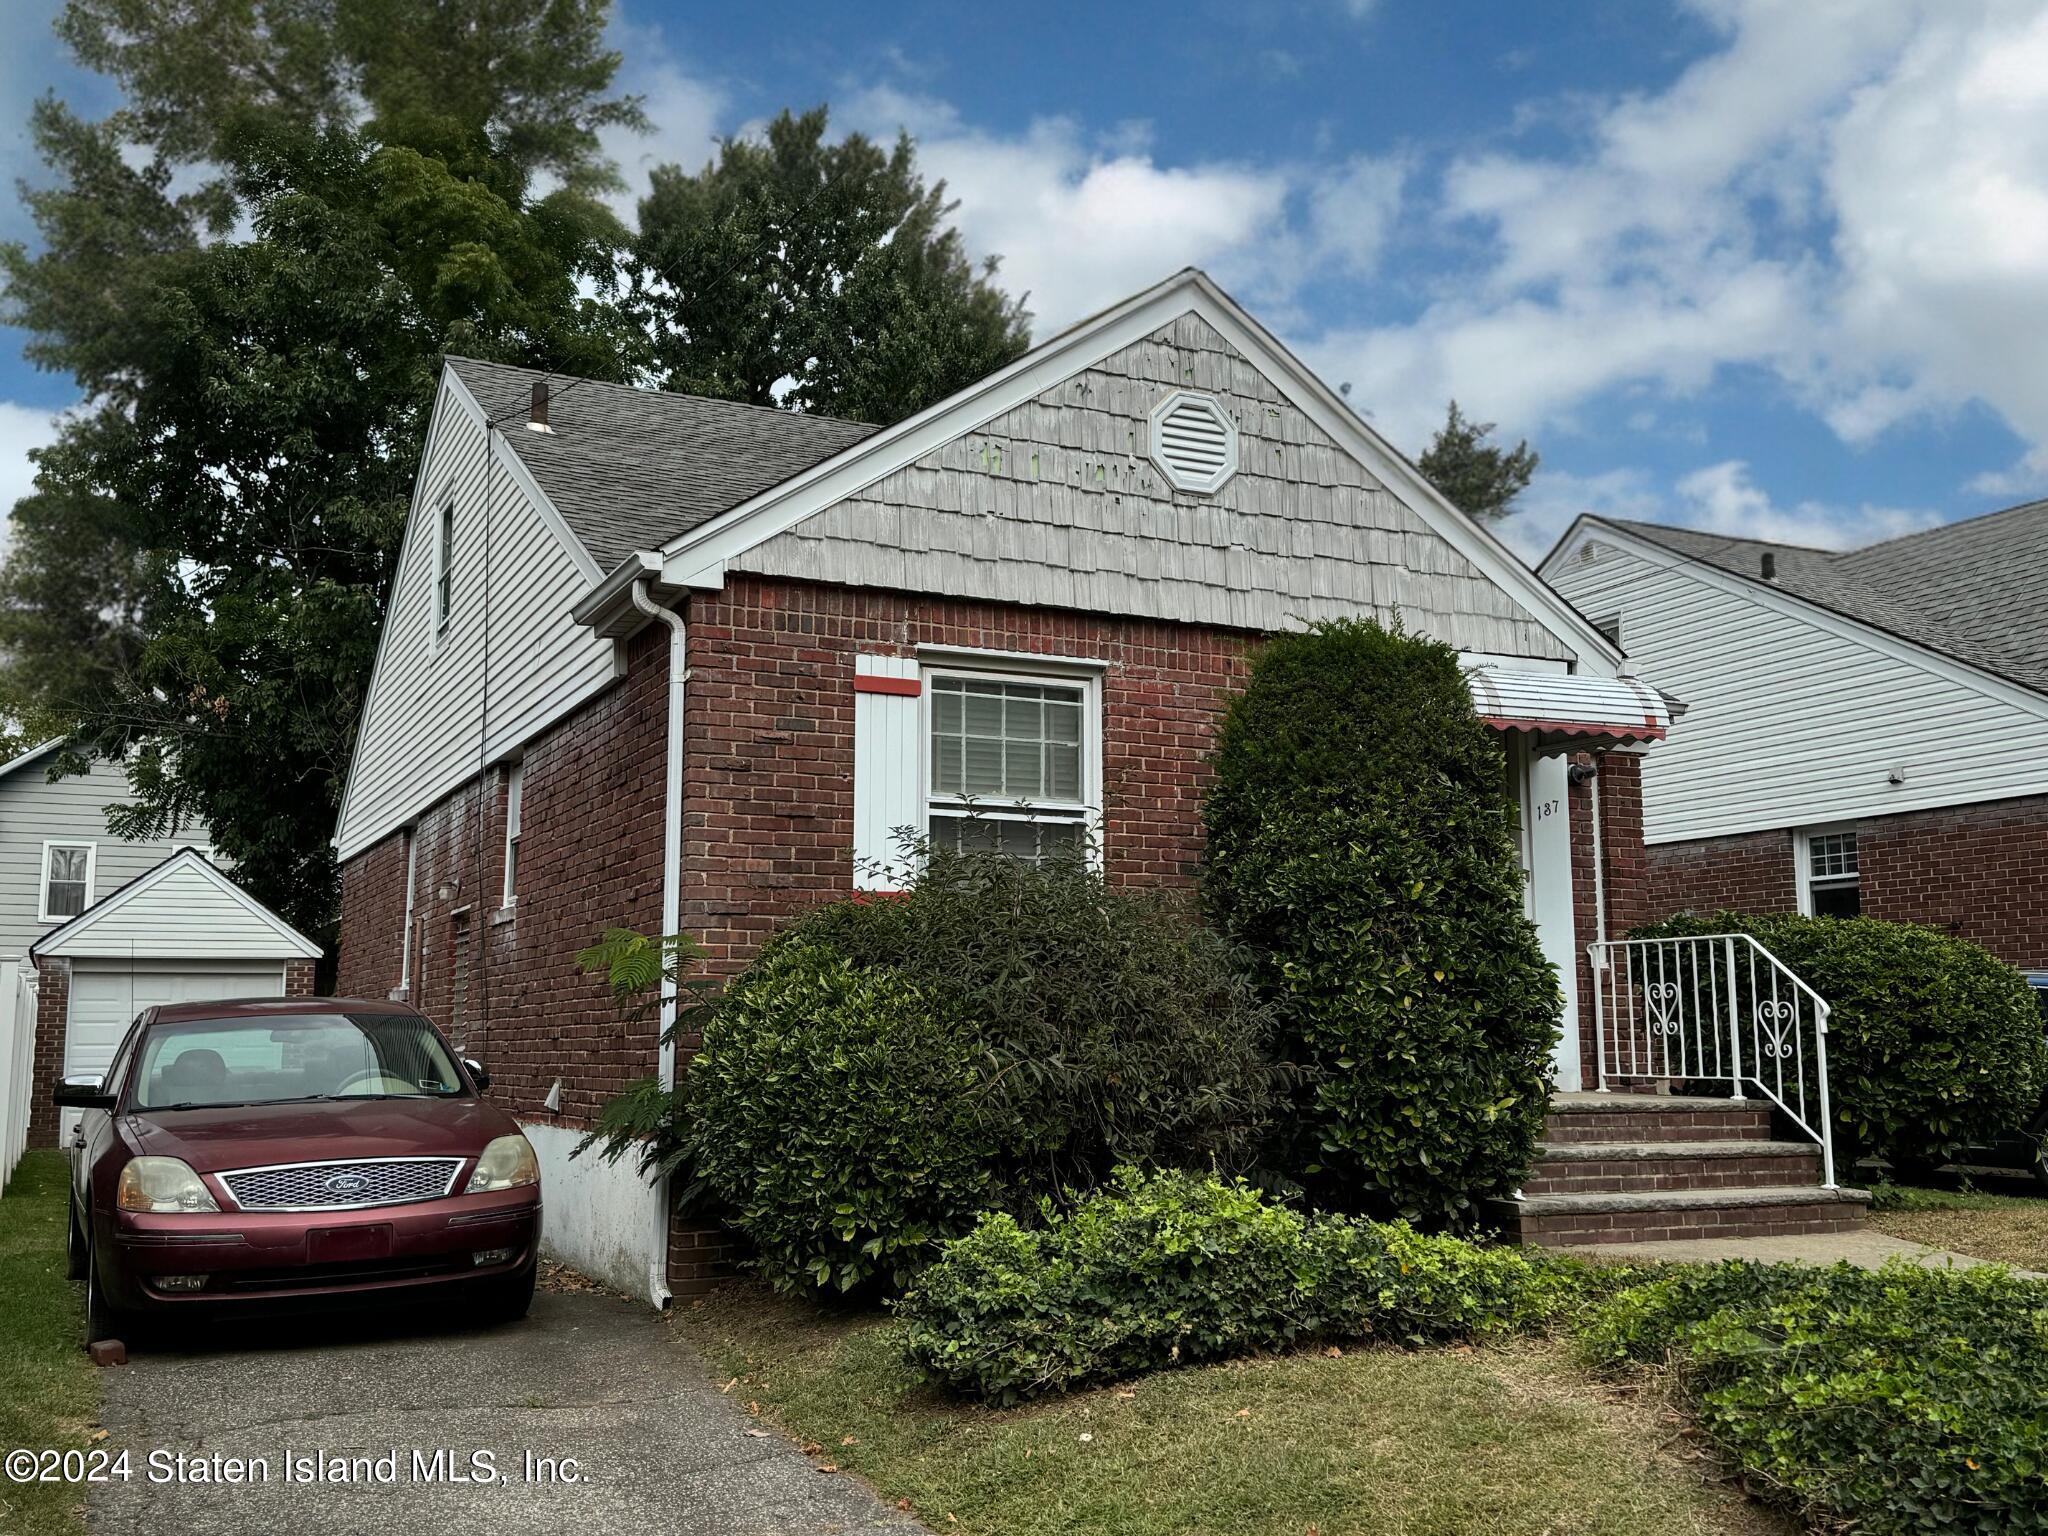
[89,1283,921,1536]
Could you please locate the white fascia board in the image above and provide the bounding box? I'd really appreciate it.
[1559,518,2048,727]
[0,740,62,785]
[653,268,1624,677]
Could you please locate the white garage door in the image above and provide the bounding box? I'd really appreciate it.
[66,966,286,1080]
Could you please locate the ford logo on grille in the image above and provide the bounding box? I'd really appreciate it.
[323,1172,371,1198]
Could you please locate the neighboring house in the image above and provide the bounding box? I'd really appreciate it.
[0,743,222,1145]
[331,267,1689,1300]
[30,847,322,1145]
[1541,501,2048,967]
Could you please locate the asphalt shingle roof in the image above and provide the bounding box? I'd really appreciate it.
[1612,498,2048,695]
[445,356,879,571]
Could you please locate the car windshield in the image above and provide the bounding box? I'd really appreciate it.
[131,1013,468,1110]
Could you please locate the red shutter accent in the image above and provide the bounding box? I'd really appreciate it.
[853,675,922,697]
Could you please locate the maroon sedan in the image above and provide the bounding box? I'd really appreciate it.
[55,997,540,1343]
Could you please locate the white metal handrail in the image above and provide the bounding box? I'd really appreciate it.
[1587,933,1835,1188]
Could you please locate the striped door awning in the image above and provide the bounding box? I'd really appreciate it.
[1464,668,1671,745]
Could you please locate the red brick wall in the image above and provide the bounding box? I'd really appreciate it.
[284,959,317,997]
[335,623,670,1127]
[1642,794,2048,970]
[1566,752,1648,1086]
[1645,829,1799,919]
[25,958,69,1146]
[677,576,1254,982]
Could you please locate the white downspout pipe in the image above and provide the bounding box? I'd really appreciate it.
[629,576,686,1309]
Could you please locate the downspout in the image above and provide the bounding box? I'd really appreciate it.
[629,576,685,1309]
[1589,760,1608,949]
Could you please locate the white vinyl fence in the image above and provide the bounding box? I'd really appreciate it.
[1,961,39,1194]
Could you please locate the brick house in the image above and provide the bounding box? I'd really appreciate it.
[334,268,1711,1298]
[1542,503,2048,969]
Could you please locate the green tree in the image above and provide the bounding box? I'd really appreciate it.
[1203,618,1560,1226]
[631,106,1031,425]
[0,0,643,938]
[1417,401,1539,523]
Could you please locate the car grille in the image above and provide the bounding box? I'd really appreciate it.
[220,1158,465,1212]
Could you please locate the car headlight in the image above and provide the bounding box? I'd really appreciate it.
[117,1157,220,1214]
[465,1135,538,1194]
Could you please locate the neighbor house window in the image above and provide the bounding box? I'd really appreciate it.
[1594,613,1623,648]
[1800,828,1860,917]
[501,760,523,906]
[41,841,95,921]
[434,499,454,636]
[925,671,1096,865]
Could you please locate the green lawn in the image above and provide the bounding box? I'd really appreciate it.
[674,1285,1783,1536]
[1870,1181,2048,1270]
[0,1150,97,1536]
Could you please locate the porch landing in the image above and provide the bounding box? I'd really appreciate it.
[1494,1090,1871,1248]
[1564,1229,2016,1271]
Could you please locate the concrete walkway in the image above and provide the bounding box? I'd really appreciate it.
[1569,1228,2017,1270]
[90,1287,922,1536]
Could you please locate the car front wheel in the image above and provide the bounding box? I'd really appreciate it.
[477,1266,536,1325]
[83,1219,130,1348]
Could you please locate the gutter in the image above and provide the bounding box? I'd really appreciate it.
[629,574,687,1309]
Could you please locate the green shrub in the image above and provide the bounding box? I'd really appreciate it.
[584,847,1279,1297]
[1203,618,1561,1224]
[686,941,1005,1293]
[1631,912,2048,1167]
[783,843,1279,1193]
[898,1167,1577,1402]
[1585,1259,2048,1534]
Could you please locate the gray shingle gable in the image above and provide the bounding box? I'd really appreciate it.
[1612,498,2048,694]
[444,357,879,570]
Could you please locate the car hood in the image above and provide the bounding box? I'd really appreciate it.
[123,1097,521,1174]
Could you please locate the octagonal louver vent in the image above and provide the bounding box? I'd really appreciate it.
[1148,391,1238,494]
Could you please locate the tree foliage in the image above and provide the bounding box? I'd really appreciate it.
[0,0,642,937]
[630,106,1031,425]
[1417,400,1539,523]
[1203,618,1561,1225]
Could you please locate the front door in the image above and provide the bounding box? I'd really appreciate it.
[1508,735,1582,1091]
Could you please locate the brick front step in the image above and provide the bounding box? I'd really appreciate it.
[1544,1090,1777,1145]
[1521,1139,1821,1196]
[1494,1185,1870,1247]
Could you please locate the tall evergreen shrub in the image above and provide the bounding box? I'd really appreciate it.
[1204,619,1561,1224]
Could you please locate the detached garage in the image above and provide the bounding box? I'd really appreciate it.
[32,849,321,1136]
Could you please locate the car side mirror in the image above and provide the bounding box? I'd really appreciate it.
[464,1058,491,1092]
[53,1074,114,1111]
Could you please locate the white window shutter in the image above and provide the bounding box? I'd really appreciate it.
[853,655,922,890]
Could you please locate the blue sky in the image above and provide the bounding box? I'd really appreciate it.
[3,0,2047,560]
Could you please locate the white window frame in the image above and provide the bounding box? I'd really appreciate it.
[501,759,524,907]
[1794,825,1860,916]
[918,657,1104,867]
[399,826,418,992]
[431,496,455,648]
[39,839,97,923]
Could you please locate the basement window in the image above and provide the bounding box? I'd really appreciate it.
[1799,828,1860,918]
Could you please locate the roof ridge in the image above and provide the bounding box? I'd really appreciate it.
[442,355,874,431]
[1608,518,1846,558]
[1839,493,2048,559]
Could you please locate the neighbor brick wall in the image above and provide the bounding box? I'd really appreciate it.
[25,957,69,1147]
[284,959,317,997]
[1645,828,1799,919]
[1643,792,2048,970]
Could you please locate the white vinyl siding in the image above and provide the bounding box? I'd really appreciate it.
[334,373,615,861]
[39,857,318,960]
[1547,536,2048,843]
[0,756,206,962]
[851,656,921,891]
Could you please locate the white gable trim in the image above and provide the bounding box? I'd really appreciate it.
[332,367,604,853]
[32,847,323,960]
[643,270,1624,676]
[0,740,61,784]
[1543,516,2048,726]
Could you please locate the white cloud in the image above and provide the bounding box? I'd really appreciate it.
[0,402,63,566]
[600,9,727,218]
[1499,457,1941,562]
[1319,0,2048,490]
[841,86,1302,330]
